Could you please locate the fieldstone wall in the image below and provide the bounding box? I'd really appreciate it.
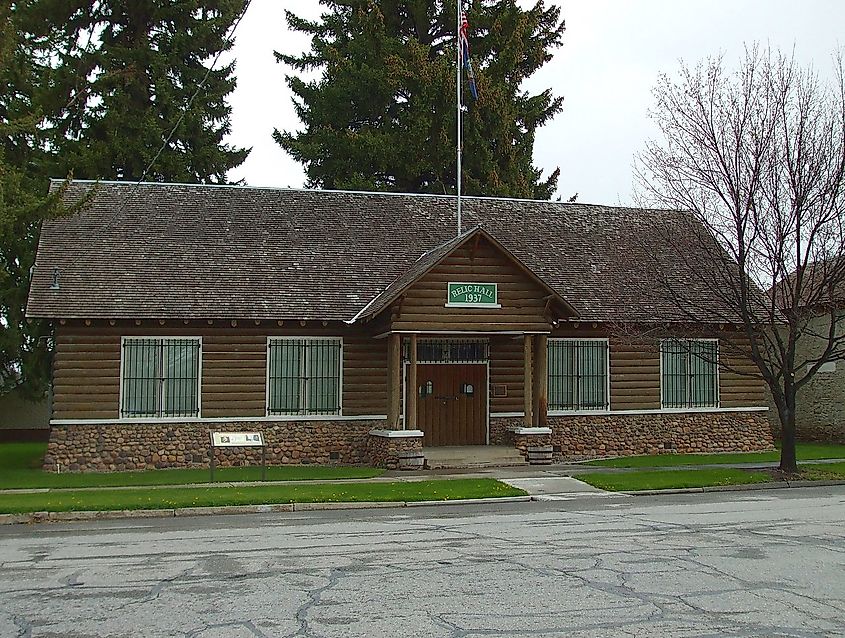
[489,419,514,446]
[491,411,774,461]
[513,433,552,460]
[44,421,381,472]
[366,434,424,470]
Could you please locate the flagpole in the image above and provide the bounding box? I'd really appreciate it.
[456,0,462,237]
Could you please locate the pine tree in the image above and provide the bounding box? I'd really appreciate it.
[0,2,58,397]
[276,0,565,199]
[0,0,250,399]
[36,0,249,182]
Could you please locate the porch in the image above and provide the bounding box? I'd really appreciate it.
[369,334,555,469]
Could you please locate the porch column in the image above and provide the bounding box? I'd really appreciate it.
[523,334,533,426]
[532,334,548,427]
[386,333,402,429]
[406,334,418,430]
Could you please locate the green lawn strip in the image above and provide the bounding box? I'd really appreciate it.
[0,479,526,514]
[0,442,384,489]
[582,442,845,468]
[798,461,845,481]
[0,442,47,469]
[577,468,772,492]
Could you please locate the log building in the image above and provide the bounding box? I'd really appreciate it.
[27,181,774,471]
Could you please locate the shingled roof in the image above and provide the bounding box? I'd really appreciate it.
[27,180,730,323]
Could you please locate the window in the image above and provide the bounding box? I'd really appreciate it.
[548,339,609,411]
[267,338,342,416]
[661,339,718,408]
[120,338,201,418]
[407,338,488,363]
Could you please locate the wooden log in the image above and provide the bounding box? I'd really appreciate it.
[533,334,548,427]
[407,334,418,430]
[386,333,401,428]
[523,335,533,427]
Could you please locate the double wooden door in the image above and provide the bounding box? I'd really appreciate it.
[416,364,486,446]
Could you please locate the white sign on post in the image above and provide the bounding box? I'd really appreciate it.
[211,432,264,447]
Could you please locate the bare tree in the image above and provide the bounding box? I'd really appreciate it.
[636,46,845,473]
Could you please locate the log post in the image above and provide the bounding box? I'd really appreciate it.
[523,334,533,427]
[533,334,548,427]
[406,334,418,430]
[386,333,402,429]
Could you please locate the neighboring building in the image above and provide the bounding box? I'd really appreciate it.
[0,386,50,438]
[768,266,845,443]
[27,181,774,471]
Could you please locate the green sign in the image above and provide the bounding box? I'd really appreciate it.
[447,282,499,307]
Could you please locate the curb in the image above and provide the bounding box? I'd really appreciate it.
[0,496,533,526]
[623,479,845,496]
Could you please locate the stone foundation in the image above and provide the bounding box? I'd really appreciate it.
[44,421,382,472]
[492,411,774,461]
[366,431,425,470]
[489,419,513,446]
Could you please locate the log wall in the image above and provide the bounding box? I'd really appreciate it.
[51,321,767,422]
[388,238,558,333]
[52,321,386,421]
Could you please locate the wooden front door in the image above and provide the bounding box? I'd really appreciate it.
[416,364,486,446]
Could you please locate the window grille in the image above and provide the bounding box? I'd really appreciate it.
[547,339,609,411]
[121,338,201,418]
[267,338,342,416]
[405,338,488,363]
[661,339,718,408]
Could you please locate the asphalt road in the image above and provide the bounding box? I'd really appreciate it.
[0,487,843,637]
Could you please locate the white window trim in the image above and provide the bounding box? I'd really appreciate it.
[659,338,720,410]
[119,336,203,420]
[499,406,769,419]
[266,336,344,418]
[547,337,611,412]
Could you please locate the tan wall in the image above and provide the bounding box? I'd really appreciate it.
[766,315,845,442]
[389,237,557,333]
[53,322,386,421]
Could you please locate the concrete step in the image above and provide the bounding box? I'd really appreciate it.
[423,445,527,469]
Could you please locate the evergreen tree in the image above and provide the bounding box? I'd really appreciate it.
[276,0,565,199]
[0,2,59,397]
[0,0,250,399]
[35,0,250,182]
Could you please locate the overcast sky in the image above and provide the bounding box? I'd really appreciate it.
[224,0,844,205]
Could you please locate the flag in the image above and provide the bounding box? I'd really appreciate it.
[459,11,478,100]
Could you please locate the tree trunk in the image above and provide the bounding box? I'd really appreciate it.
[779,406,798,474]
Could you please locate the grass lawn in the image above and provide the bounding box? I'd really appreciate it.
[0,478,526,514]
[0,442,384,489]
[798,461,845,481]
[581,442,845,468]
[578,468,773,491]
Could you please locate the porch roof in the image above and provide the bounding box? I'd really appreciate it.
[350,225,579,323]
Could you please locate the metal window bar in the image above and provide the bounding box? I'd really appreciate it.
[268,339,341,416]
[121,338,200,418]
[661,340,718,408]
[405,338,489,363]
[547,340,608,411]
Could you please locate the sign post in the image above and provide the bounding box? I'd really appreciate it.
[209,431,266,482]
